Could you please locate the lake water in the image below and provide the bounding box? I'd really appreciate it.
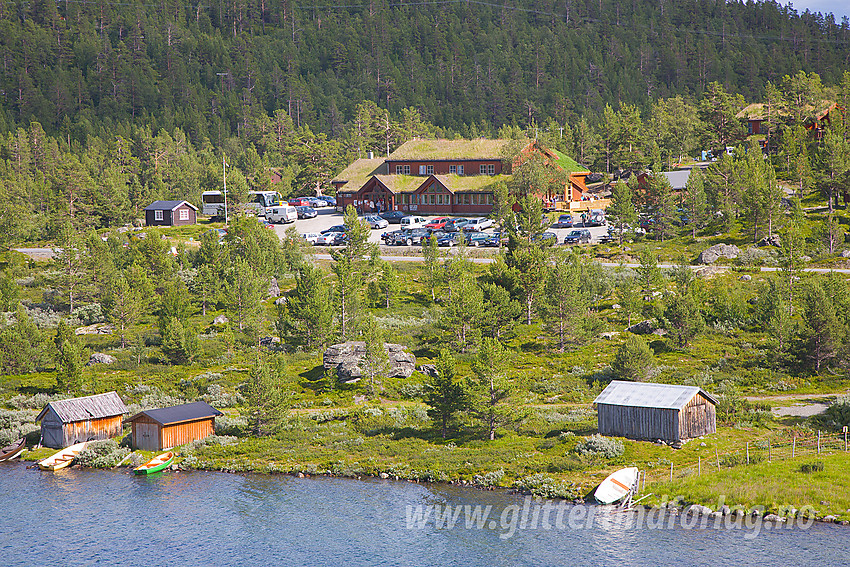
[1,462,846,566]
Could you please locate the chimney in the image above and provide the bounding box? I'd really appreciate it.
[367,151,374,159]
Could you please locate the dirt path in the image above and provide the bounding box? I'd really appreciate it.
[745,392,845,418]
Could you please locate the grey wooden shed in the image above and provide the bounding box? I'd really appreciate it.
[594,381,717,443]
[36,392,128,448]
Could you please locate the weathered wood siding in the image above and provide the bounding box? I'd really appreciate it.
[131,415,162,451]
[161,419,215,449]
[678,393,717,440]
[40,407,123,448]
[597,404,679,441]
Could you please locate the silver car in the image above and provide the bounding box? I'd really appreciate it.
[363,214,389,229]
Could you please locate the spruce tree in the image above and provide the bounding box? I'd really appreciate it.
[424,350,468,438]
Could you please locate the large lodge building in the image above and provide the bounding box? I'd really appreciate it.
[331,139,591,216]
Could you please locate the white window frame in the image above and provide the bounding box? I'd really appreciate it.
[449,165,457,174]
[403,165,411,174]
[479,164,487,174]
[458,165,464,175]
[179,208,189,221]
[154,210,164,221]
[419,165,427,175]
[488,164,495,175]
[426,165,434,175]
[396,165,404,174]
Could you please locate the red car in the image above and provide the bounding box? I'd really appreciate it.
[424,217,451,230]
[288,197,312,207]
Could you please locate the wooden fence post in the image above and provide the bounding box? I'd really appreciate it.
[818,430,821,454]
[670,462,673,482]
[715,447,720,469]
[698,456,701,476]
[792,437,796,458]
[844,427,847,452]
[768,440,771,462]
[746,442,750,465]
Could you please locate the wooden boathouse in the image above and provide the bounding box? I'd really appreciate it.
[127,401,222,450]
[594,381,717,443]
[36,392,128,448]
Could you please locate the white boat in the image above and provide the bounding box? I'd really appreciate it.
[38,442,88,471]
[594,467,639,504]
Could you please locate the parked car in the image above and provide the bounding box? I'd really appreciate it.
[301,232,320,245]
[532,231,558,245]
[295,206,317,219]
[330,232,349,246]
[363,214,389,229]
[390,228,430,246]
[551,214,574,228]
[399,215,428,230]
[317,195,337,206]
[379,210,407,223]
[288,197,313,207]
[305,197,327,208]
[267,205,299,223]
[465,232,492,247]
[482,231,505,247]
[437,232,463,247]
[586,209,606,227]
[463,218,494,232]
[315,232,339,245]
[321,224,347,234]
[563,229,592,244]
[443,218,470,232]
[424,217,451,230]
[381,229,404,244]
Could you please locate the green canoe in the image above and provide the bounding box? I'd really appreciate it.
[134,451,174,474]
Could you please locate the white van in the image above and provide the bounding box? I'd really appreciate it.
[399,215,427,230]
[266,205,298,224]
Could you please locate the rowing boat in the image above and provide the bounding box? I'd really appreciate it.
[38,442,88,471]
[0,438,26,462]
[134,451,174,475]
[594,467,639,504]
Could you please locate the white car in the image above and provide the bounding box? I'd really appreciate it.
[363,214,389,229]
[399,215,428,230]
[315,233,338,246]
[464,218,494,231]
[301,232,320,245]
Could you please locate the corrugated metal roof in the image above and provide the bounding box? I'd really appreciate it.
[36,392,128,423]
[127,401,222,426]
[594,381,717,410]
[144,200,198,211]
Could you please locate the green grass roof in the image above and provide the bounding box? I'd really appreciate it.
[549,149,589,173]
[387,139,526,161]
[373,175,428,193]
[332,158,386,192]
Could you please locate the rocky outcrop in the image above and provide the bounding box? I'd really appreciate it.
[88,352,116,365]
[697,244,741,265]
[323,341,416,382]
[758,234,781,247]
[267,277,281,298]
[213,315,229,324]
[626,320,655,335]
[75,323,114,335]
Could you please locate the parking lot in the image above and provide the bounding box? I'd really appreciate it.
[271,209,610,246]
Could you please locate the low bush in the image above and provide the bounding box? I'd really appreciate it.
[513,472,581,499]
[573,434,625,459]
[77,439,130,468]
[800,461,824,473]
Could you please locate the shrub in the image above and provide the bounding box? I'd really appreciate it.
[611,335,654,381]
[70,303,105,326]
[513,473,581,499]
[573,434,625,459]
[77,440,130,468]
[822,396,850,428]
[472,469,505,488]
[800,461,824,473]
[0,409,40,445]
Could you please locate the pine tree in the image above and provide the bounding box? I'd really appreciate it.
[54,320,85,392]
[243,353,290,436]
[102,274,140,348]
[612,335,654,381]
[285,264,334,348]
[469,337,511,441]
[664,294,705,348]
[684,169,708,238]
[607,179,637,245]
[539,250,583,351]
[424,349,468,438]
[801,281,843,372]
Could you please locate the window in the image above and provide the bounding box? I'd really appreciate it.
[403,165,411,175]
[396,165,404,174]
[458,165,464,175]
[154,210,163,221]
[426,165,434,175]
[419,165,427,175]
[449,165,457,174]
[488,164,495,175]
[463,194,470,205]
[179,208,189,221]
[480,164,487,175]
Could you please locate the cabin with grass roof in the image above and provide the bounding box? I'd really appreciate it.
[331,138,591,215]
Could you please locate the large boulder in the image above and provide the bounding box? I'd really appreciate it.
[267,277,281,298]
[626,320,655,335]
[88,352,116,365]
[758,234,781,248]
[697,243,741,265]
[323,341,416,383]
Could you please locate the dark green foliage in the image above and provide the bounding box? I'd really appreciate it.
[800,281,844,372]
[284,264,334,349]
[0,306,50,374]
[242,354,290,437]
[664,294,705,348]
[800,462,824,474]
[468,337,512,441]
[54,320,85,392]
[424,350,468,438]
[611,334,654,381]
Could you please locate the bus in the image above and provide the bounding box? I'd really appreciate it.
[247,191,282,217]
[200,190,282,218]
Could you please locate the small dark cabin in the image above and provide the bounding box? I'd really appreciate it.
[144,200,198,227]
[594,381,717,443]
[127,401,222,451]
[36,392,128,448]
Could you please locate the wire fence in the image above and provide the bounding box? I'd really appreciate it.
[639,430,850,490]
